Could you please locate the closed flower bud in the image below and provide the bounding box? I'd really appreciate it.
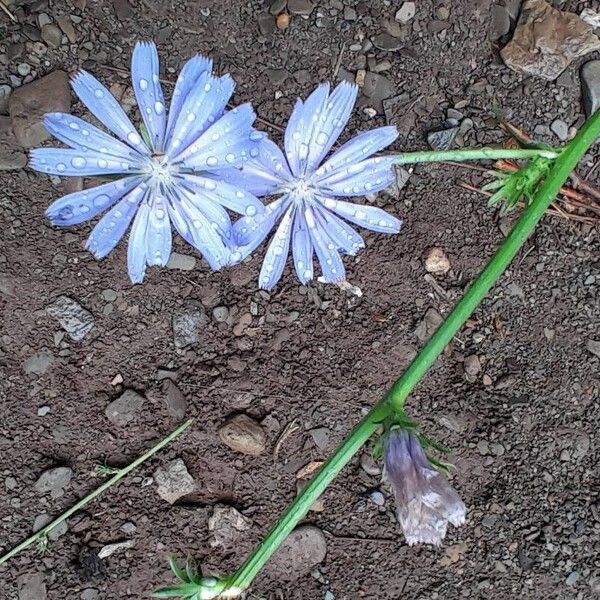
[383,428,466,546]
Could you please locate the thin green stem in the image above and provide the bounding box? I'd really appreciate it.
[393,147,558,165]
[223,112,600,596]
[0,419,193,566]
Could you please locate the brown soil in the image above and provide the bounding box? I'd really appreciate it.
[1,1,599,599]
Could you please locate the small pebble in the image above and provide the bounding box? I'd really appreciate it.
[424,247,450,274]
[550,118,569,141]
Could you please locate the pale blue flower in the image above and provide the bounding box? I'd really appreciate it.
[225,81,402,290]
[30,41,265,283]
[383,428,466,546]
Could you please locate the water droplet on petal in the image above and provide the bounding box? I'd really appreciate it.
[80,205,90,213]
[187,113,196,122]
[205,180,217,190]
[245,205,257,217]
[206,156,218,167]
[303,269,312,279]
[211,133,220,142]
[128,131,142,145]
[58,206,73,220]
[94,89,104,98]
[69,122,80,130]
[225,153,236,163]
[378,219,388,227]
[250,131,263,141]
[298,143,309,160]
[56,163,66,173]
[156,208,165,219]
[81,129,90,136]
[323,198,336,209]
[139,78,148,90]
[193,219,202,228]
[230,251,241,262]
[204,83,211,92]
[71,157,86,168]
[316,132,328,145]
[292,131,301,141]
[93,194,110,208]
[154,101,165,115]
[250,148,259,158]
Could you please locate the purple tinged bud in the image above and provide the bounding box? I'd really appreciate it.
[383,428,466,546]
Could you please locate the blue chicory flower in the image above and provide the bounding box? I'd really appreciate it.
[30,41,265,283]
[225,81,402,290]
[383,428,466,546]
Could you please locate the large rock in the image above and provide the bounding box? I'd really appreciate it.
[0,116,27,170]
[9,70,71,147]
[501,0,600,80]
[105,389,145,426]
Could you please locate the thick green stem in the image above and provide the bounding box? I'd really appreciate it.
[0,419,193,566]
[394,147,558,165]
[221,111,600,596]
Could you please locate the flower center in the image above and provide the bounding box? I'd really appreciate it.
[282,176,317,203]
[147,154,174,186]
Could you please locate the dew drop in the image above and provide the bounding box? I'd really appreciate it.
[139,78,148,91]
[230,251,241,262]
[58,206,73,220]
[114,210,123,218]
[71,157,86,168]
[316,132,328,145]
[204,180,217,190]
[154,101,165,115]
[303,269,312,279]
[323,198,336,209]
[69,122,80,130]
[298,143,309,159]
[211,132,220,142]
[155,208,165,219]
[128,131,142,145]
[94,89,104,98]
[378,219,388,227]
[93,194,110,208]
[292,131,301,141]
[250,131,263,141]
[225,153,235,163]
[204,82,211,92]
[355,210,366,220]
[56,163,66,173]
[297,260,304,269]
[206,156,218,167]
[250,147,259,158]
[236,191,244,199]
[81,129,90,136]
[327,243,334,250]
[193,219,202,228]
[80,205,90,213]
[187,112,196,122]
[245,205,257,217]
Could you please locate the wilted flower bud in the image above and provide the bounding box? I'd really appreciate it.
[383,428,466,546]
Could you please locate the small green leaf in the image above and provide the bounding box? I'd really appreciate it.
[152,583,202,598]
[185,556,201,584]
[168,557,190,583]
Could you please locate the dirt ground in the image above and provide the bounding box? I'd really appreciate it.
[1,1,599,599]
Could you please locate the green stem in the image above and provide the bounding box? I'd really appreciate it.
[223,111,600,596]
[394,147,558,165]
[0,419,193,566]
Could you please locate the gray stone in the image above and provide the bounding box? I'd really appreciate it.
[212,306,229,322]
[265,68,289,85]
[101,288,118,302]
[18,573,46,600]
[113,0,135,20]
[369,490,385,506]
[9,70,71,147]
[163,380,187,420]
[81,589,99,600]
[491,4,511,38]
[46,295,95,342]
[166,252,196,271]
[288,0,313,16]
[362,72,394,102]
[501,0,600,80]
[34,466,73,496]
[581,60,600,117]
[33,513,68,540]
[23,351,54,375]
[269,0,287,15]
[343,6,357,20]
[395,2,416,24]
[154,458,196,504]
[257,12,276,35]
[266,525,327,580]
[309,427,331,451]
[0,84,11,113]
[372,33,403,52]
[586,338,600,357]
[105,389,145,426]
[172,299,206,349]
[0,116,27,171]
[427,125,459,150]
[208,504,251,549]
[550,118,569,141]
[219,414,266,455]
[17,63,31,77]
[41,23,63,48]
[415,307,443,342]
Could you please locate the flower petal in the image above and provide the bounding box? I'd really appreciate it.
[305,81,358,173]
[46,176,143,226]
[131,41,167,151]
[322,197,401,234]
[166,72,235,156]
[165,54,213,141]
[314,205,364,255]
[169,188,230,270]
[181,175,265,217]
[86,182,148,259]
[305,206,345,282]
[232,196,287,248]
[70,70,149,155]
[316,126,398,178]
[43,113,144,161]
[292,211,314,284]
[317,156,397,196]
[145,196,172,267]
[284,84,330,177]
[127,202,150,283]
[258,206,295,290]
[30,148,145,177]
[176,103,258,170]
